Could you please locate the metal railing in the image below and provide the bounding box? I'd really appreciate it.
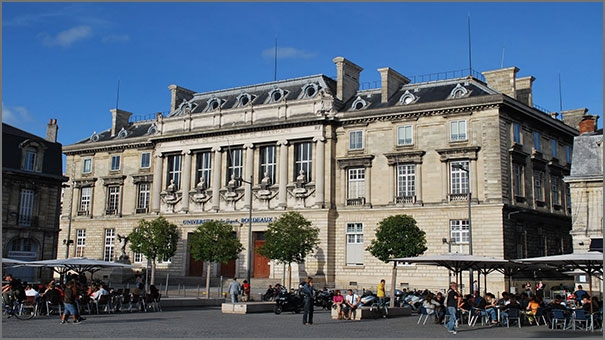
[359,68,486,90]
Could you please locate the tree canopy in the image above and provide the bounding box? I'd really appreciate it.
[189,220,243,264]
[366,214,427,262]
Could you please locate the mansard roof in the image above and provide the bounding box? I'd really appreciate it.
[568,131,603,179]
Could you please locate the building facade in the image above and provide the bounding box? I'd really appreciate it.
[3,120,66,283]
[59,57,587,293]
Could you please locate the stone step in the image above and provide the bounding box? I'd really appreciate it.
[221,302,275,314]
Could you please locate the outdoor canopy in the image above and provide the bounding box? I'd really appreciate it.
[9,257,132,278]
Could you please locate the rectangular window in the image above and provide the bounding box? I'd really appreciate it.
[167,154,182,190]
[396,164,416,203]
[75,229,86,257]
[450,220,469,244]
[450,161,470,195]
[259,146,276,185]
[565,184,572,210]
[349,130,363,150]
[133,252,143,263]
[140,152,151,168]
[513,123,522,144]
[347,168,365,201]
[397,125,413,146]
[513,163,524,197]
[136,183,150,212]
[19,189,35,226]
[195,151,212,187]
[106,186,120,214]
[82,158,92,174]
[534,170,544,202]
[551,139,558,158]
[24,149,37,171]
[79,187,92,214]
[226,148,243,184]
[110,155,121,171]
[104,228,115,261]
[346,223,364,265]
[450,120,467,141]
[533,132,541,152]
[551,175,560,206]
[294,142,313,182]
[565,145,572,164]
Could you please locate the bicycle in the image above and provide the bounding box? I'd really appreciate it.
[2,295,36,320]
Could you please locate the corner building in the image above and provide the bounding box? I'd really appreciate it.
[60,57,588,293]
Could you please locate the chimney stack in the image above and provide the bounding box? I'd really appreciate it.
[168,84,195,112]
[578,114,598,135]
[482,66,519,99]
[46,118,58,143]
[561,108,588,130]
[515,76,535,107]
[110,108,133,137]
[333,56,363,103]
[378,67,410,103]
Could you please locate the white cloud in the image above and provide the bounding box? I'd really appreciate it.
[262,47,317,60]
[39,25,92,47]
[102,34,130,43]
[2,102,34,126]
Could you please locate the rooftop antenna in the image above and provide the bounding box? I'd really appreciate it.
[116,79,120,110]
[274,37,278,81]
[558,73,563,113]
[500,48,505,68]
[467,13,472,76]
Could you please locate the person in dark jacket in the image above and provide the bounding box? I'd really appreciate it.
[301,277,314,325]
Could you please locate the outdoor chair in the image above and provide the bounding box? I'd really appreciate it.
[572,309,591,331]
[469,307,488,327]
[534,307,548,326]
[129,294,145,312]
[417,306,435,325]
[551,309,569,330]
[93,295,112,314]
[504,308,522,328]
[45,294,63,316]
[120,292,131,311]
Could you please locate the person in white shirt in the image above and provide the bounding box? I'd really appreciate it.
[91,284,109,300]
[342,289,360,320]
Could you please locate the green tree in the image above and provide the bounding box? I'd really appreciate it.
[128,216,180,289]
[256,211,319,291]
[189,220,243,299]
[366,214,427,303]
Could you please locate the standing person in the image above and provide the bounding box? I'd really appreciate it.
[377,279,386,306]
[301,276,314,325]
[241,280,251,302]
[60,280,81,324]
[227,277,241,304]
[445,282,461,335]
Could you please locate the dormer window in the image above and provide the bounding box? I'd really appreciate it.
[89,132,100,143]
[179,100,193,114]
[302,83,319,98]
[449,84,470,99]
[146,124,157,135]
[351,96,368,110]
[206,96,223,112]
[268,87,287,103]
[398,90,417,105]
[117,127,128,139]
[236,92,255,107]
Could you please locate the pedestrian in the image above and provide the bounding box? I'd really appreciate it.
[241,280,250,302]
[60,280,81,324]
[302,276,314,325]
[445,282,461,335]
[227,277,241,304]
[377,279,386,305]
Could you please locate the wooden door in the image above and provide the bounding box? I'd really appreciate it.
[254,238,270,278]
[220,259,236,278]
[188,252,204,277]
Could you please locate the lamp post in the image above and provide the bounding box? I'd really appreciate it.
[452,163,473,294]
[237,175,253,302]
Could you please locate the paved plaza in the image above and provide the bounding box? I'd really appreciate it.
[2,305,601,339]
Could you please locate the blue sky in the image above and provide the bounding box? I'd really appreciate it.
[3,2,603,156]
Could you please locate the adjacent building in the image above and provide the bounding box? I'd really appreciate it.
[59,57,590,293]
[2,120,66,283]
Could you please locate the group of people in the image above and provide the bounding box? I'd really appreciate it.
[226,277,251,303]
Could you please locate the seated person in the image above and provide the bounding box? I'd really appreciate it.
[24,284,40,304]
[500,295,522,326]
[525,295,541,324]
[91,283,109,301]
[435,291,446,323]
[332,290,345,319]
[263,285,275,301]
[581,295,593,313]
[483,293,498,324]
[342,289,360,320]
[548,295,568,310]
[2,274,25,305]
[422,293,441,320]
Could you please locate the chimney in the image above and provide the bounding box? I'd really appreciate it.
[46,118,58,143]
[168,84,195,112]
[332,56,363,103]
[561,108,588,130]
[110,108,133,137]
[578,115,598,135]
[482,66,519,99]
[515,76,535,107]
[377,67,410,103]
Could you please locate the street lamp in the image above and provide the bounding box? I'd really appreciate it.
[452,163,473,294]
[236,175,253,302]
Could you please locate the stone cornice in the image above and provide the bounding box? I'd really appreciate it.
[435,146,481,161]
[64,140,154,156]
[336,155,375,169]
[383,150,426,165]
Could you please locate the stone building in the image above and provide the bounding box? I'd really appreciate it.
[59,56,589,293]
[2,120,67,283]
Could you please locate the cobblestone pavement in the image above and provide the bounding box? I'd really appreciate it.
[2,307,601,339]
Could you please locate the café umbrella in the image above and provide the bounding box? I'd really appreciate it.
[19,257,132,279]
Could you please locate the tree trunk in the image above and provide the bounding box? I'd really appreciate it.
[390,261,397,305]
[150,258,156,287]
[205,261,211,299]
[287,263,292,292]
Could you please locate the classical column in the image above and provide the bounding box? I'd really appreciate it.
[313,137,325,208]
[244,144,254,209]
[278,140,288,208]
[470,159,478,202]
[181,149,192,212]
[211,146,222,211]
[416,163,423,205]
[151,153,163,213]
[441,160,448,202]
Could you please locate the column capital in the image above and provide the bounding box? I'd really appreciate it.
[182,149,192,155]
[313,136,326,143]
[277,140,289,146]
[212,146,222,152]
[244,143,254,149]
[154,153,163,159]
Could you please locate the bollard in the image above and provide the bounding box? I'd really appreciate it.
[219,276,223,298]
[197,285,200,297]
[164,274,170,298]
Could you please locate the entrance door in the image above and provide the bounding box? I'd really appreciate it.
[220,259,236,278]
[253,233,270,278]
[188,252,204,277]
